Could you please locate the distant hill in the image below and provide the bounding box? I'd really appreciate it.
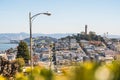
[108,35,120,39]
[24,36,57,45]
[0,33,73,41]
[101,34,120,39]
[0,33,28,41]
[32,33,74,39]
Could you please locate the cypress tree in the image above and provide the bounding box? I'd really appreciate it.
[17,41,30,63]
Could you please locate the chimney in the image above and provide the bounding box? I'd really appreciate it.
[85,25,87,35]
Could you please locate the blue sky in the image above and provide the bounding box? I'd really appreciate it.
[0,0,120,35]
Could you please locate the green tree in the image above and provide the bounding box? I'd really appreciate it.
[17,41,30,63]
[16,58,25,72]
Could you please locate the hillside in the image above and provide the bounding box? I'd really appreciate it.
[24,36,57,45]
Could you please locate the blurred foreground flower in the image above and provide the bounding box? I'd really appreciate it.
[15,73,28,80]
[2,61,120,80]
[0,76,6,80]
[95,66,111,80]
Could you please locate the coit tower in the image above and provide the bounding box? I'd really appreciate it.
[85,25,87,35]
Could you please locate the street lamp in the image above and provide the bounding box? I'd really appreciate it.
[29,12,51,69]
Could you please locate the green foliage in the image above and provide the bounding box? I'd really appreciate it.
[40,68,53,80]
[109,60,120,80]
[16,58,25,72]
[26,66,54,80]
[111,38,119,42]
[15,73,28,80]
[16,58,25,67]
[17,41,30,63]
[66,31,105,42]
[69,62,98,80]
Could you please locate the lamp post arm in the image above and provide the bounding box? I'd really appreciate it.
[31,12,51,19]
[31,13,43,19]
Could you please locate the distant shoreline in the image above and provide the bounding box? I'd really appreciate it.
[0,43,18,51]
[0,42,18,44]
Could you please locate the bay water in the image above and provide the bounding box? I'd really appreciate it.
[0,43,18,51]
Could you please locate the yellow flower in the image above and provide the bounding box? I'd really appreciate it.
[83,62,93,70]
[0,76,6,80]
[15,73,28,80]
